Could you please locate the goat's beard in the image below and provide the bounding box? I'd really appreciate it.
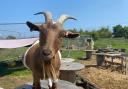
[42,60,57,80]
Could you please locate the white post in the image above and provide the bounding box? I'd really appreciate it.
[67,38,71,58]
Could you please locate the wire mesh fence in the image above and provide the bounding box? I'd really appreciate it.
[1,23,128,59]
[0,23,39,39]
[62,35,92,50]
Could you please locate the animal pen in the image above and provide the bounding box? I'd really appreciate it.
[0,23,128,89]
[0,25,128,73]
[0,23,92,60]
[62,36,128,75]
[62,35,91,50]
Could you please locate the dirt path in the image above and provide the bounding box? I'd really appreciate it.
[0,75,32,89]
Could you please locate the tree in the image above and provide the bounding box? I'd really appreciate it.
[79,28,84,35]
[91,31,98,40]
[68,28,77,33]
[123,26,128,39]
[98,27,112,38]
[6,35,16,39]
[113,25,124,37]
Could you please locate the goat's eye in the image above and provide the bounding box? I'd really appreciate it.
[51,25,57,29]
[58,35,63,41]
[58,33,62,38]
[41,30,47,34]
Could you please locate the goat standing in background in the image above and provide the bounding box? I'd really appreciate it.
[23,11,79,89]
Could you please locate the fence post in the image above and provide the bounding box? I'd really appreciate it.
[126,57,128,75]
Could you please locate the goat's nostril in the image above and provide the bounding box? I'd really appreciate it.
[42,50,51,56]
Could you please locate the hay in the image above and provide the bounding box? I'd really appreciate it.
[77,59,128,89]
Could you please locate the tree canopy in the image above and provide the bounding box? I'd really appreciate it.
[68,24,128,40]
[113,25,128,38]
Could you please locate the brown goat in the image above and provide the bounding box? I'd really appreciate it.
[23,11,79,89]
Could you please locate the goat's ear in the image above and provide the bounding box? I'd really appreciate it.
[61,31,79,38]
[26,21,40,31]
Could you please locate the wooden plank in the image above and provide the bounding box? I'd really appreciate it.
[105,53,121,56]
[15,80,79,89]
[93,53,121,56]
[60,62,84,71]
[93,53,106,55]
[61,58,74,63]
[83,50,97,52]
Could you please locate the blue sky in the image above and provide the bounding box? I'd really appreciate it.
[0,0,128,37]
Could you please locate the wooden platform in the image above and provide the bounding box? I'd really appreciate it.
[15,80,80,89]
[60,62,84,83]
[60,62,84,71]
[61,58,74,63]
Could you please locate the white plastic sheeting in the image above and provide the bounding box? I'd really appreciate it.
[0,38,39,48]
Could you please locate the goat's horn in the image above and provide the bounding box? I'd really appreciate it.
[57,15,77,24]
[34,11,52,22]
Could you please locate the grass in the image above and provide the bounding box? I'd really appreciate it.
[95,38,128,50]
[0,64,31,77]
[0,47,29,76]
[0,49,85,76]
[8,68,31,77]
[61,50,85,59]
[0,47,27,61]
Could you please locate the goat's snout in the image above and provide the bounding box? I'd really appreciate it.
[41,48,53,61]
[42,49,51,56]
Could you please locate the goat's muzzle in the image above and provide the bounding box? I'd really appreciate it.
[41,48,53,62]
